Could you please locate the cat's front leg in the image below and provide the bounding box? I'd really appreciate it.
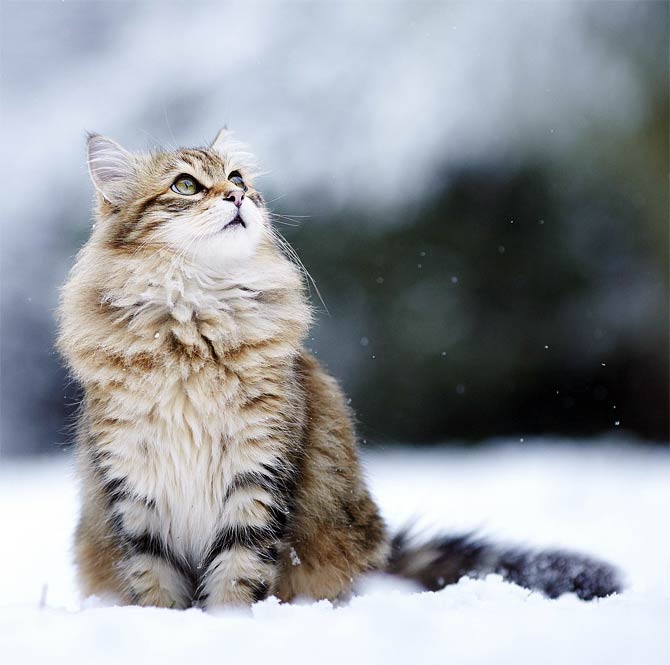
[107,490,193,608]
[197,539,278,608]
[197,473,289,609]
[119,552,192,609]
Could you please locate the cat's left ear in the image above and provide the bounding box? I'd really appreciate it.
[210,127,231,153]
[210,127,258,178]
[87,133,137,205]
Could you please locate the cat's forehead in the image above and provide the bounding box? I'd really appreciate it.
[159,148,230,179]
[146,144,256,183]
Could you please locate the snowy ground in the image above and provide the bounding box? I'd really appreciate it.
[0,439,668,665]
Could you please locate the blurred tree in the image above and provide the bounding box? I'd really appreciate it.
[290,114,668,442]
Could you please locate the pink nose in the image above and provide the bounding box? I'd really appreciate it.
[226,189,245,207]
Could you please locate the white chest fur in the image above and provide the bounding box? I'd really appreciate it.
[71,256,307,563]
[104,366,282,563]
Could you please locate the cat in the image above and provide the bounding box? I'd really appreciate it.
[56,129,621,609]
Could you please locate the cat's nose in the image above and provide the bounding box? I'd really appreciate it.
[226,189,245,208]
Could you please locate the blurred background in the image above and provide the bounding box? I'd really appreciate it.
[0,0,667,457]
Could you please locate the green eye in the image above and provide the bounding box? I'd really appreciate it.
[229,171,248,192]
[170,175,201,196]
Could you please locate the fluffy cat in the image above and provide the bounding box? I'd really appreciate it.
[56,130,621,609]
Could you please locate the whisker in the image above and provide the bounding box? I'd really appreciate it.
[267,218,300,228]
[268,212,312,219]
[137,127,172,152]
[269,226,329,315]
[263,193,288,206]
[162,103,179,151]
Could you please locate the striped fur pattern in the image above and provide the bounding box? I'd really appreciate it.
[58,131,620,610]
[58,131,387,609]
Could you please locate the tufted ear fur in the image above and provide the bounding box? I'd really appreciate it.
[210,126,231,154]
[209,127,260,179]
[86,133,137,205]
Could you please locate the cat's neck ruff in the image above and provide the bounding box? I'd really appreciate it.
[104,248,289,317]
[60,239,311,380]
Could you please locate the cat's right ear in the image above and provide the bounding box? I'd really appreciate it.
[86,134,136,205]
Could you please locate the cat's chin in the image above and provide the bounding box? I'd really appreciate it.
[221,213,246,230]
[185,226,263,271]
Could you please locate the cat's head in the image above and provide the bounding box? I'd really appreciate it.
[86,129,270,268]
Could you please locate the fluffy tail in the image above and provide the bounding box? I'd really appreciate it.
[386,530,622,600]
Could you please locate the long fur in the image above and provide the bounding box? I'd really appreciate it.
[57,131,621,610]
[388,530,621,600]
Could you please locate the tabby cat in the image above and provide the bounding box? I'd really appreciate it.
[56,130,621,609]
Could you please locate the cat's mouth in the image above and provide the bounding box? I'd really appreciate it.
[223,213,246,230]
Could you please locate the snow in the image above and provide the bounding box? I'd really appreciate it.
[1,439,668,664]
[289,547,302,567]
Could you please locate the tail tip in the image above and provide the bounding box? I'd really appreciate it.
[497,549,623,600]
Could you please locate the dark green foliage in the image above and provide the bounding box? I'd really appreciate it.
[286,156,668,443]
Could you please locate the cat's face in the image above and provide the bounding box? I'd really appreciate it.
[87,130,268,268]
